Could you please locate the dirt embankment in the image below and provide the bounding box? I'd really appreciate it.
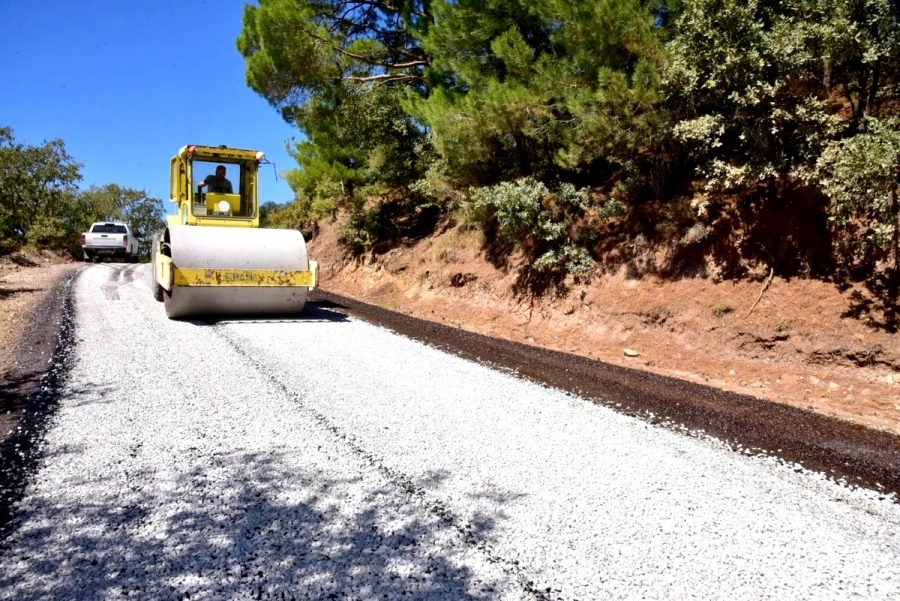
[307,220,900,436]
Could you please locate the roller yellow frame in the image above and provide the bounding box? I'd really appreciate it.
[154,253,318,290]
[150,144,319,315]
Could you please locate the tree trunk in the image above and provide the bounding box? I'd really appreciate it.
[867,60,881,119]
[856,64,870,125]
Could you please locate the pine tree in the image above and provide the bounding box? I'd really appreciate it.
[412,0,666,186]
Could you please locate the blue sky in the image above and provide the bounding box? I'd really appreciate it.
[1,0,303,210]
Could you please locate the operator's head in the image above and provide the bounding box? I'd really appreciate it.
[215,165,226,180]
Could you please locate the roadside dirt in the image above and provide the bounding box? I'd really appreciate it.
[307,219,900,437]
[0,252,81,441]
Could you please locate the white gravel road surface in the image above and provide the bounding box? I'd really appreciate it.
[0,263,898,600]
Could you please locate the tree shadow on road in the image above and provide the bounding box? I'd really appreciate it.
[0,449,519,600]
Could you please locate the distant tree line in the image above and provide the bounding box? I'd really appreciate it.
[240,0,900,283]
[0,126,165,260]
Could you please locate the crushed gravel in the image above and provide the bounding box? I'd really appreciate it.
[1,263,899,600]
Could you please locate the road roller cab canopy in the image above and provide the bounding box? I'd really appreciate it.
[169,144,268,229]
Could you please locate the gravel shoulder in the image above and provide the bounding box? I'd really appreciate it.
[0,263,898,600]
[0,254,81,380]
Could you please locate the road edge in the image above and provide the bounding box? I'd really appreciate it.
[0,267,82,547]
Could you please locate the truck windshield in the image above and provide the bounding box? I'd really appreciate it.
[91,224,127,233]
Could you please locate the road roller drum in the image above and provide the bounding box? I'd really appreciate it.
[158,225,315,318]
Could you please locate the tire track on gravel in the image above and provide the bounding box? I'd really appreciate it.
[101,263,140,301]
[121,263,139,285]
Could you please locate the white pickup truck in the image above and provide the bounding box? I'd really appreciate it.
[81,222,140,263]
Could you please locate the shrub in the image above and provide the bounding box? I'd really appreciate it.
[532,244,595,282]
[817,117,900,267]
[469,177,559,242]
[468,177,600,280]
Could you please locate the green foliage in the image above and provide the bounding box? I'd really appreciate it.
[470,178,596,242]
[413,0,667,185]
[337,193,443,254]
[238,2,434,217]
[236,0,669,265]
[817,117,900,262]
[532,244,594,279]
[0,126,83,251]
[665,0,900,204]
[470,178,558,242]
[0,126,164,257]
[261,200,290,228]
[260,196,330,240]
[337,210,378,253]
[283,85,430,204]
[598,197,627,221]
[408,157,466,211]
[469,177,597,278]
[78,184,165,257]
[236,0,431,118]
[258,200,285,227]
[238,0,900,287]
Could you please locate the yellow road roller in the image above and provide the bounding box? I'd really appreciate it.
[150,144,318,319]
